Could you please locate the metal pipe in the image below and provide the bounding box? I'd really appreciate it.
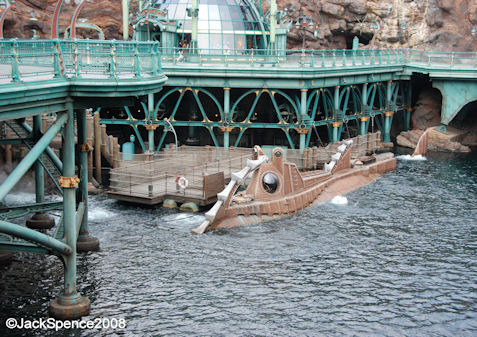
[148,93,155,152]
[22,121,63,172]
[191,0,198,50]
[122,0,129,40]
[70,0,88,39]
[93,112,102,183]
[0,1,15,39]
[224,88,230,148]
[0,113,68,202]
[269,0,277,46]
[51,0,66,39]
[77,110,89,236]
[33,115,45,204]
[63,103,77,295]
[0,220,72,255]
[299,89,307,155]
[164,118,178,150]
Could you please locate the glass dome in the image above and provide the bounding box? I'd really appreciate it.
[151,0,266,52]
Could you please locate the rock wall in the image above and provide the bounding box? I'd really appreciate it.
[2,0,476,52]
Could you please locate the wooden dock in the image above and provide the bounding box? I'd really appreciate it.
[108,146,252,206]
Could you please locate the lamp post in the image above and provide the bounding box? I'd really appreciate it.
[0,0,16,39]
[295,12,314,53]
[29,10,38,38]
[369,19,381,49]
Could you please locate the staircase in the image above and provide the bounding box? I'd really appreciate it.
[5,119,63,194]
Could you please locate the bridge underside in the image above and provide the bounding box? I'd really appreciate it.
[101,79,412,153]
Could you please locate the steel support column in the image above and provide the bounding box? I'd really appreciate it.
[33,116,44,204]
[223,87,230,148]
[331,86,341,142]
[26,115,55,229]
[383,81,393,143]
[76,109,99,252]
[148,93,155,152]
[49,103,90,320]
[299,89,307,154]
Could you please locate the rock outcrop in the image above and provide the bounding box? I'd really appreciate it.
[2,0,476,52]
[397,127,471,153]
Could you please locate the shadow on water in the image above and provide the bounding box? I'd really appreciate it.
[1,150,476,336]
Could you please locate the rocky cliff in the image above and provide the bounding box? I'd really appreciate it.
[2,0,476,52]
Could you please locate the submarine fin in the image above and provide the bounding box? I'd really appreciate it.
[192,220,211,234]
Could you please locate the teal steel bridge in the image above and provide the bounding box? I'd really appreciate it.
[0,39,167,319]
[1,38,477,318]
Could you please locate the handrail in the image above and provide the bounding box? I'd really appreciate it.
[0,39,163,82]
[0,40,476,84]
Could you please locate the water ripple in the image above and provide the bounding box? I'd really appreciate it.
[1,151,476,336]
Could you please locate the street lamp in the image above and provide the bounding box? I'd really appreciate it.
[295,12,315,52]
[369,19,381,49]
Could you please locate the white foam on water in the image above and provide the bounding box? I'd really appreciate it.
[162,213,205,225]
[89,207,116,221]
[4,192,35,205]
[396,154,427,161]
[331,195,348,205]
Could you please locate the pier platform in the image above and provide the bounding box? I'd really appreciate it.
[108,146,252,206]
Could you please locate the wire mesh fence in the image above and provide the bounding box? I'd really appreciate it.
[109,146,252,200]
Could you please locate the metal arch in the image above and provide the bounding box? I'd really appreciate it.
[391,82,400,106]
[65,23,105,40]
[52,0,66,39]
[230,89,259,121]
[0,0,15,39]
[264,90,284,124]
[338,86,351,120]
[153,87,184,120]
[306,89,319,112]
[69,0,89,39]
[305,90,322,147]
[191,89,219,147]
[233,90,264,147]
[272,89,300,119]
[244,0,269,49]
[156,89,187,151]
[195,87,225,122]
[124,106,147,152]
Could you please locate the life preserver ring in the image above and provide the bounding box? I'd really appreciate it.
[178,176,188,189]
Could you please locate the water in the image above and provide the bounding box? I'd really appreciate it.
[1,151,476,336]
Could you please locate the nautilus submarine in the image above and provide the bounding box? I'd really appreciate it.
[192,141,396,233]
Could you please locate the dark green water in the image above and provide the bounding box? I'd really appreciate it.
[1,151,476,336]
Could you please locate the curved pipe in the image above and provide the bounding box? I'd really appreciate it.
[0,2,15,39]
[70,0,89,39]
[0,220,73,255]
[51,0,66,39]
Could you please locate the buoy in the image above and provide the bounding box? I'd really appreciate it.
[163,199,178,208]
[179,202,199,213]
[178,176,188,189]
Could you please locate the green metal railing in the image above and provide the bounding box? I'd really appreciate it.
[0,39,162,82]
[160,47,477,70]
[1,40,476,83]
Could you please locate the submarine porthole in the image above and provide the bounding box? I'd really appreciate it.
[262,172,279,193]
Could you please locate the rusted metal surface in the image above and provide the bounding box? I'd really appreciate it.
[200,142,396,232]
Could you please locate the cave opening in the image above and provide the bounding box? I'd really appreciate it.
[345,33,372,49]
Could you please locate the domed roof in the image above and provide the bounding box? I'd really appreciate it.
[151,0,266,51]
